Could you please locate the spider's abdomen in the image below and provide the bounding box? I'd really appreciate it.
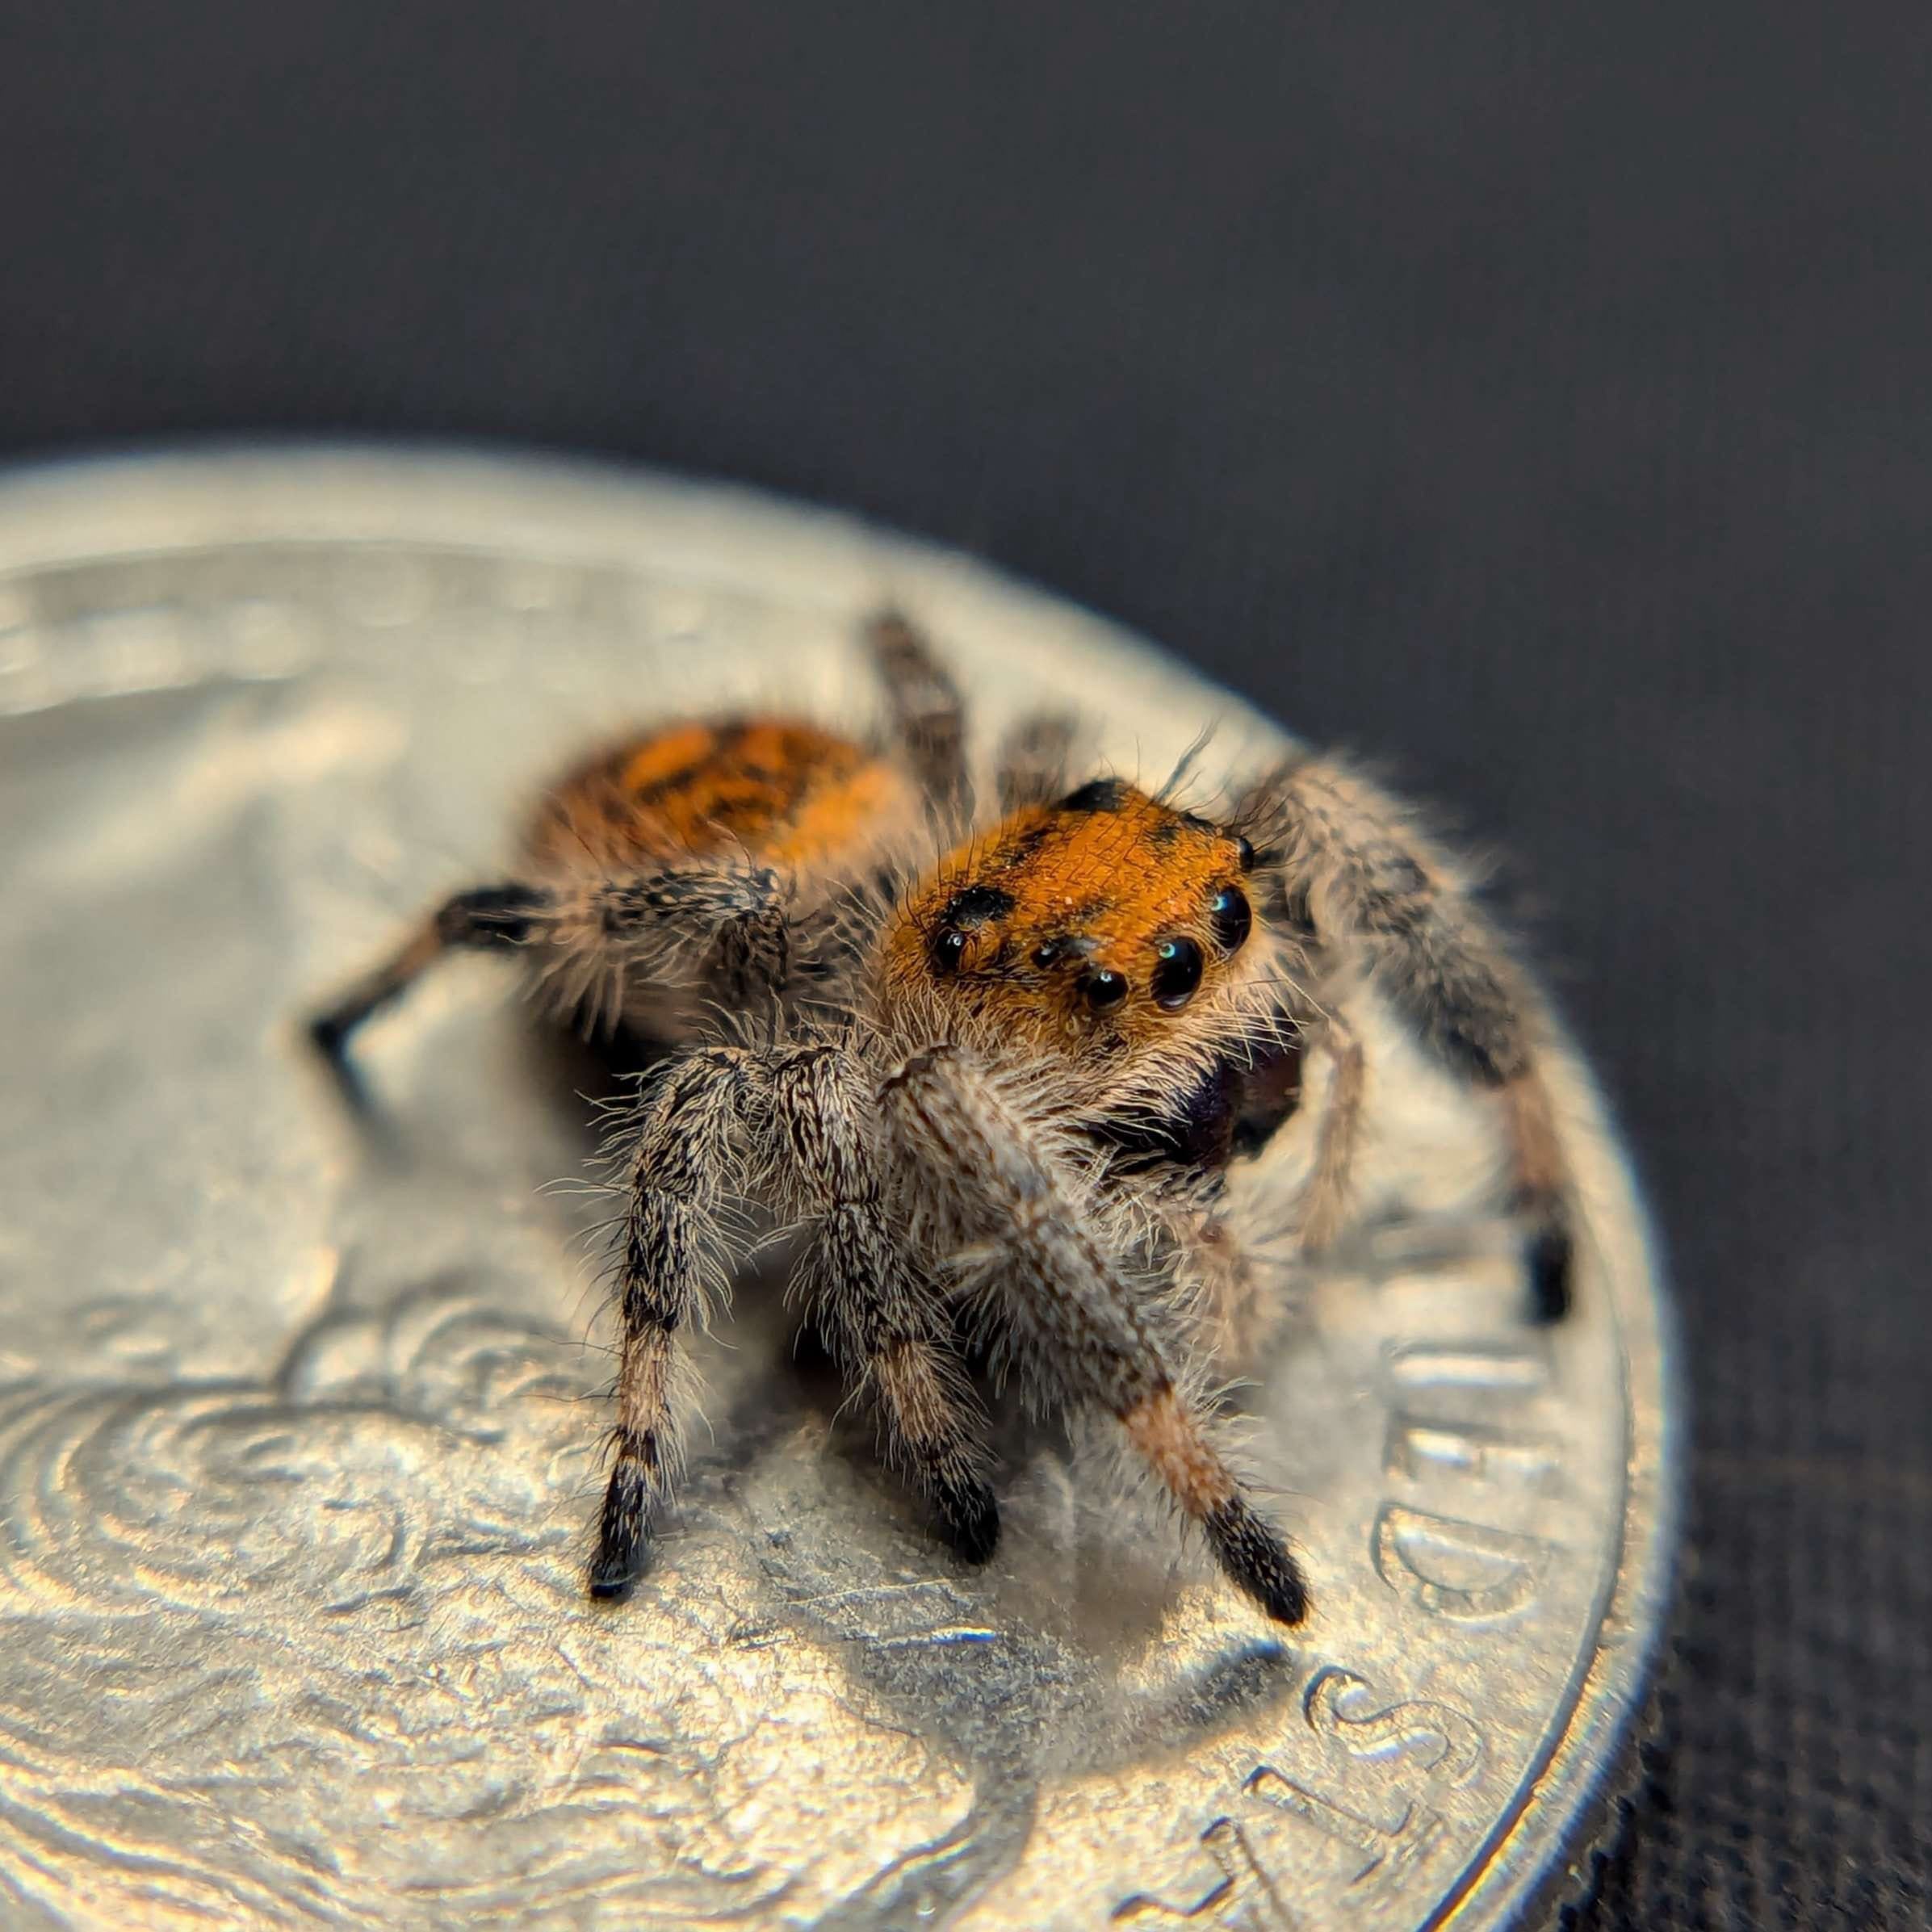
[526,718,916,874]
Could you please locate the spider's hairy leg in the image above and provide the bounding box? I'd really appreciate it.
[1154,1196,1294,1372]
[995,710,1079,812]
[1294,1017,1366,1256]
[308,882,552,1057]
[881,1044,1309,1624]
[756,1044,1000,1563]
[865,609,971,826]
[591,1045,753,1599]
[1236,754,1575,1320]
[308,864,791,1061]
[585,865,792,1014]
[1498,1068,1570,1322]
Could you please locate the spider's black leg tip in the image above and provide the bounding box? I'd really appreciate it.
[308,1008,351,1062]
[587,1528,649,1602]
[1203,1497,1311,1627]
[935,1473,1002,1567]
[1527,1224,1574,1324]
[586,1553,642,1603]
[589,1465,653,1601]
[307,1008,382,1118]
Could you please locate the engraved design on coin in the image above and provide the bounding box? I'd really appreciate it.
[0,453,1676,1930]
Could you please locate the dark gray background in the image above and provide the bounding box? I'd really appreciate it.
[2,7,1926,1926]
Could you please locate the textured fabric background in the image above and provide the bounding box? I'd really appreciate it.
[2,7,1926,1926]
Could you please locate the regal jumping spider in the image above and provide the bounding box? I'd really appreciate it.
[312,613,1574,1625]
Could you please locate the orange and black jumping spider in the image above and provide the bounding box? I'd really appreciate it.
[312,613,1574,1625]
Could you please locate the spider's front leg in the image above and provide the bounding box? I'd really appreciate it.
[1236,754,1577,1321]
[592,1044,757,1597]
[756,1044,1001,1563]
[592,1033,999,1597]
[881,1043,1310,1625]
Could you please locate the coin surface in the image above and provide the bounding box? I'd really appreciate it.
[0,451,1677,1930]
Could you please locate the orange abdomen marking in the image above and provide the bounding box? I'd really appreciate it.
[526,717,915,873]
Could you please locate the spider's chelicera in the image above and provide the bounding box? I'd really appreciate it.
[312,613,1574,1625]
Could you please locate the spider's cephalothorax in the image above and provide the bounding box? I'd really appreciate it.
[314,613,1576,1626]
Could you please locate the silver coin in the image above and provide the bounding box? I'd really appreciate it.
[0,450,1677,1930]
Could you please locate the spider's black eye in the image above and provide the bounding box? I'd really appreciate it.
[1209,884,1252,955]
[1233,834,1257,873]
[929,928,970,974]
[929,882,1014,978]
[1150,937,1205,1011]
[1081,968,1129,1011]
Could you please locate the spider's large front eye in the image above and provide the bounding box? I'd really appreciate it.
[1081,968,1129,1011]
[929,928,969,974]
[1209,884,1252,954]
[1151,937,1204,1010]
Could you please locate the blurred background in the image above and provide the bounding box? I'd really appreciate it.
[2,6,1926,1924]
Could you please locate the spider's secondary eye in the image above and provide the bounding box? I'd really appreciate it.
[1081,968,1129,1010]
[1209,884,1252,954]
[1151,937,1204,1010]
[1233,834,1257,873]
[929,928,970,974]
